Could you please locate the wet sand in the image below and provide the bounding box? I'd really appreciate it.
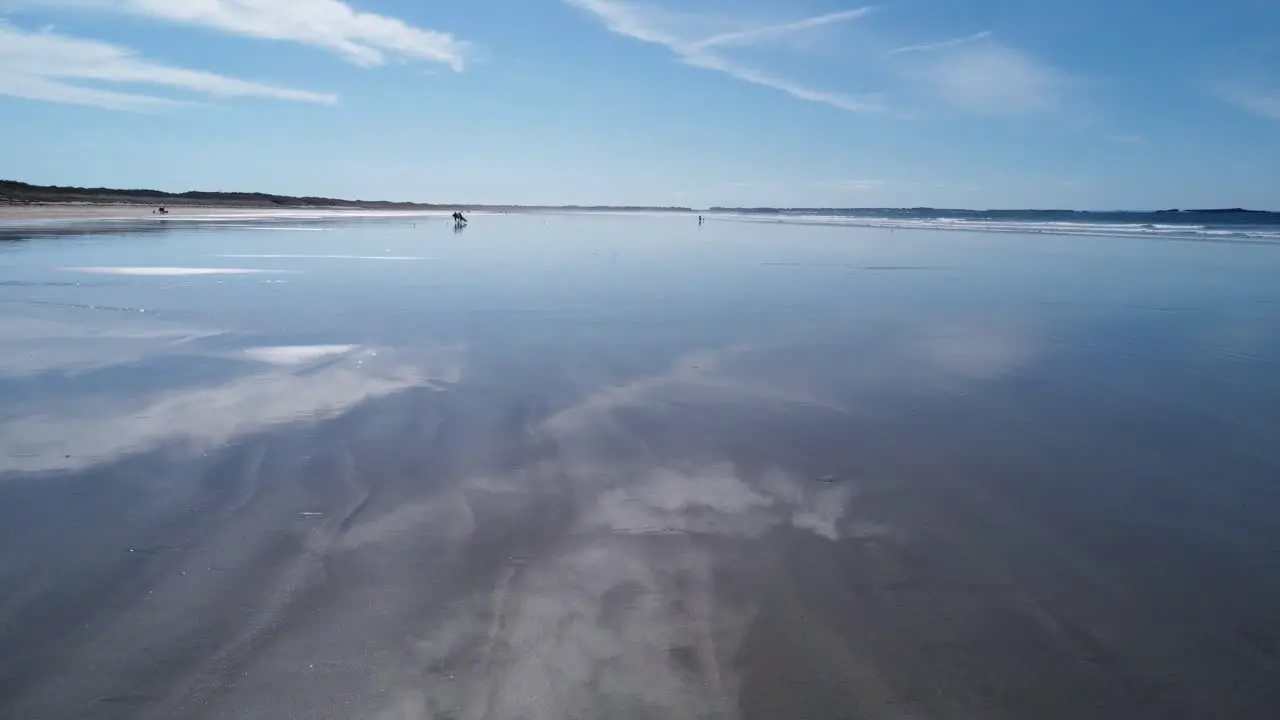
[1,214,1279,719]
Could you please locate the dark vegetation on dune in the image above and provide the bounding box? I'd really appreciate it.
[0,180,691,212]
[0,179,429,209]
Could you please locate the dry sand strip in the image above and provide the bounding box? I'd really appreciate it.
[0,204,444,223]
[0,204,283,222]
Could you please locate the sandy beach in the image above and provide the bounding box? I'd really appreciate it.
[2,213,1279,719]
[2,203,262,221]
[0,203,430,222]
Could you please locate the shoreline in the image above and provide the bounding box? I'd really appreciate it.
[0,203,441,223]
[0,203,699,224]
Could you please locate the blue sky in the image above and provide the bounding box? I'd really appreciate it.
[0,0,1277,209]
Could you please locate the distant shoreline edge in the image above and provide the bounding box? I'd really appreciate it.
[0,180,692,213]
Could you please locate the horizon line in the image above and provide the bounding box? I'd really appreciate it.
[2,179,1276,215]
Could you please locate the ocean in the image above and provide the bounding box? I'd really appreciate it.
[714,207,1280,242]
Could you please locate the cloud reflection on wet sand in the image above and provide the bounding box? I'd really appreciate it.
[0,345,463,473]
[348,342,926,720]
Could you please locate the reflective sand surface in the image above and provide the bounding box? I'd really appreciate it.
[2,213,1279,719]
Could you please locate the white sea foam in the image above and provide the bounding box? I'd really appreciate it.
[216,254,430,261]
[727,214,1280,242]
[57,266,285,276]
[212,226,327,231]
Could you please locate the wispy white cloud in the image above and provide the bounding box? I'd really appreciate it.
[688,7,876,51]
[816,178,886,191]
[0,22,337,110]
[1221,87,1280,120]
[568,1,1067,117]
[729,178,890,197]
[561,0,698,46]
[888,30,992,55]
[681,52,884,113]
[906,42,1065,114]
[23,0,471,70]
[564,0,882,113]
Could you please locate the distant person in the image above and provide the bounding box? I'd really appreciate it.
[698,215,704,225]
[452,211,467,224]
